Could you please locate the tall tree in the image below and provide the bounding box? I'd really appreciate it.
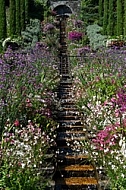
[16,0,21,35]
[98,0,103,25]
[9,0,16,36]
[124,0,126,38]
[25,0,29,24]
[0,0,7,40]
[117,0,123,36]
[103,0,108,35]
[20,0,25,31]
[80,0,99,24]
[107,0,115,35]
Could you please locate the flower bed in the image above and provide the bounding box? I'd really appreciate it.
[73,49,126,189]
[0,43,59,189]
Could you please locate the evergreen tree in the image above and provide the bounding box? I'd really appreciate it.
[124,0,126,38]
[9,0,16,36]
[20,0,25,31]
[108,0,115,35]
[103,0,108,35]
[80,0,99,25]
[98,0,103,25]
[117,0,123,36]
[0,0,6,40]
[25,0,29,24]
[16,0,21,35]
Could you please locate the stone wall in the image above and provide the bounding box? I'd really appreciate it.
[49,0,81,16]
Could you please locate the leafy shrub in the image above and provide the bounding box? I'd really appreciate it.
[21,19,41,49]
[86,24,107,50]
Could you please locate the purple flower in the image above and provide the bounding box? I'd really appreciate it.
[73,19,83,28]
[68,31,83,41]
[43,23,55,32]
[77,46,91,56]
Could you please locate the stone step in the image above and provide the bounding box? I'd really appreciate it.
[58,119,82,125]
[55,177,98,186]
[58,110,80,116]
[60,100,76,104]
[59,83,73,87]
[60,81,73,85]
[56,169,96,178]
[62,107,78,111]
[56,145,86,154]
[60,98,75,103]
[58,130,85,135]
[58,154,89,160]
[57,125,85,132]
[57,131,85,139]
[60,105,78,110]
[56,136,85,142]
[57,154,90,165]
[59,164,95,171]
[58,89,74,94]
[57,115,81,121]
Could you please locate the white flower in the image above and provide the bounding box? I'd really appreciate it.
[111,165,116,170]
[121,173,125,178]
[21,163,25,168]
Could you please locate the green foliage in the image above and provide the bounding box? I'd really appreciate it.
[29,0,44,20]
[98,0,103,25]
[9,0,16,37]
[117,0,123,36]
[103,0,108,34]
[15,0,21,35]
[21,19,41,48]
[25,0,29,24]
[20,0,25,31]
[124,1,126,39]
[0,0,7,40]
[86,24,107,50]
[80,0,99,25]
[108,0,115,36]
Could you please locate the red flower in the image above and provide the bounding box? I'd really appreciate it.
[14,119,20,127]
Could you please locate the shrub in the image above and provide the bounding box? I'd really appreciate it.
[86,24,107,50]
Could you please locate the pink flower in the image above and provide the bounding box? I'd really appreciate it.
[68,31,83,41]
[14,119,20,127]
